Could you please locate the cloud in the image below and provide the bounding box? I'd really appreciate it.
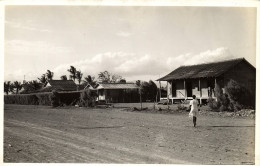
[53,47,235,82]
[5,47,236,82]
[53,52,169,81]
[5,20,51,32]
[5,40,71,56]
[116,31,132,37]
[167,47,235,67]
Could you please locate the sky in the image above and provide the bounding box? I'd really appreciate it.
[4,6,256,83]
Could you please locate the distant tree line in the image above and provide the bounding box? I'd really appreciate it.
[4,66,130,95]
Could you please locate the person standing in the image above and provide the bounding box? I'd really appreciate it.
[189,95,199,127]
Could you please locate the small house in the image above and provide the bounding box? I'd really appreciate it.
[95,83,139,103]
[157,58,255,104]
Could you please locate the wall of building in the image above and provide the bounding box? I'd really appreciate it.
[167,78,217,99]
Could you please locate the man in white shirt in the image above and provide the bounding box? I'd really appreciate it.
[189,95,199,127]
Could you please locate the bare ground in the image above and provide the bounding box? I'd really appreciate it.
[4,104,255,164]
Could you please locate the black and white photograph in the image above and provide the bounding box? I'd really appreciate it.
[1,0,259,165]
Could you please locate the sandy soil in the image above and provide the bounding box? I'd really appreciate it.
[4,104,255,164]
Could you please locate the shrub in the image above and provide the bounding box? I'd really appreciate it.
[177,104,187,111]
[80,89,97,107]
[36,93,52,105]
[225,79,254,111]
[50,90,60,107]
[207,97,220,111]
[4,94,39,105]
[58,91,81,106]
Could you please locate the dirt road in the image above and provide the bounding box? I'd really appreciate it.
[4,104,255,164]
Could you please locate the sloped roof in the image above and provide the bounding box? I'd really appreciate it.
[157,58,254,81]
[96,83,139,90]
[47,80,77,91]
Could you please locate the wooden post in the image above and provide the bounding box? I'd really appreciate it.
[199,79,202,105]
[159,81,162,100]
[167,81,169,102]
[184,79,186,99]
[214,77,217,99]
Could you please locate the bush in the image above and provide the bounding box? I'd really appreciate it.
[225,79,254,110]
[4,93,40,105]
[207,97,220,111]
[80,89,97,107]
[50,90,60,107]
[177,104,187,111]
[36,93,52,105]
[4,91,84,107]
[59,91,81,106]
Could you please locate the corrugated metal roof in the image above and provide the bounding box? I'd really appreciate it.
[96,83,139,90]
[47,80,77,91]
[157,58,251,81]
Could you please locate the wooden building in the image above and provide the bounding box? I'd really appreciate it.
[157,58,255,104]
[95,83,139,103]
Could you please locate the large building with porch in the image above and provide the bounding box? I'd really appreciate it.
[157,58,255,104]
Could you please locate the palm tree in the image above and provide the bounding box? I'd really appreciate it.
[76,70,83,84]
[46,70,54,80]
[4,81,13,95]
[13,81,23,94]
[38,74,48,86]
[29,80,42,91]
[67,66,77,82]
[60,75,67,80]
[83,75,97,88]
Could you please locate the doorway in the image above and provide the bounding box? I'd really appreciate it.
[186,81,192,97]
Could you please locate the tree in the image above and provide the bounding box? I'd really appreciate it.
[83,75,97,88]
[98,71,111,83]
[60,75,68,80]
[67,66,77,82]
[111,74,123,83]
[38,74,48,86]
[13,81,23,94]
[22,80,42,93]
[139,80,158,102]
[4,81,14,95]
[136,80,142,109]
[98,71,125,83]
[119,79,126,83]
[76,70,83,84]
[225,79,253,110]
[46,70,54,80]
[29,80,42,91]
[148,80,158,101]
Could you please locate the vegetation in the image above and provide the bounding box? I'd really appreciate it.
[76,70,83,84]
[13,81,23,94]
[83,75,97,88]
[207,80,254,112]
[46,70,54,80]
[67,66,77,82]
[80,89,97,107]
[38,74,48,85]
[60,75,68,80]
[98,71,125,83]
[50,90,60,107]
[4,81,14,95]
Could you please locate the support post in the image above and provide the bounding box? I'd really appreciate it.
[184,79,186,99]
[199,79,202,105]
[167,81,169,103]
[159,81,162,100]
[214,77,217,98]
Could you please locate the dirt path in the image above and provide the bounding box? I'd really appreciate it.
[4,104,255,164]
